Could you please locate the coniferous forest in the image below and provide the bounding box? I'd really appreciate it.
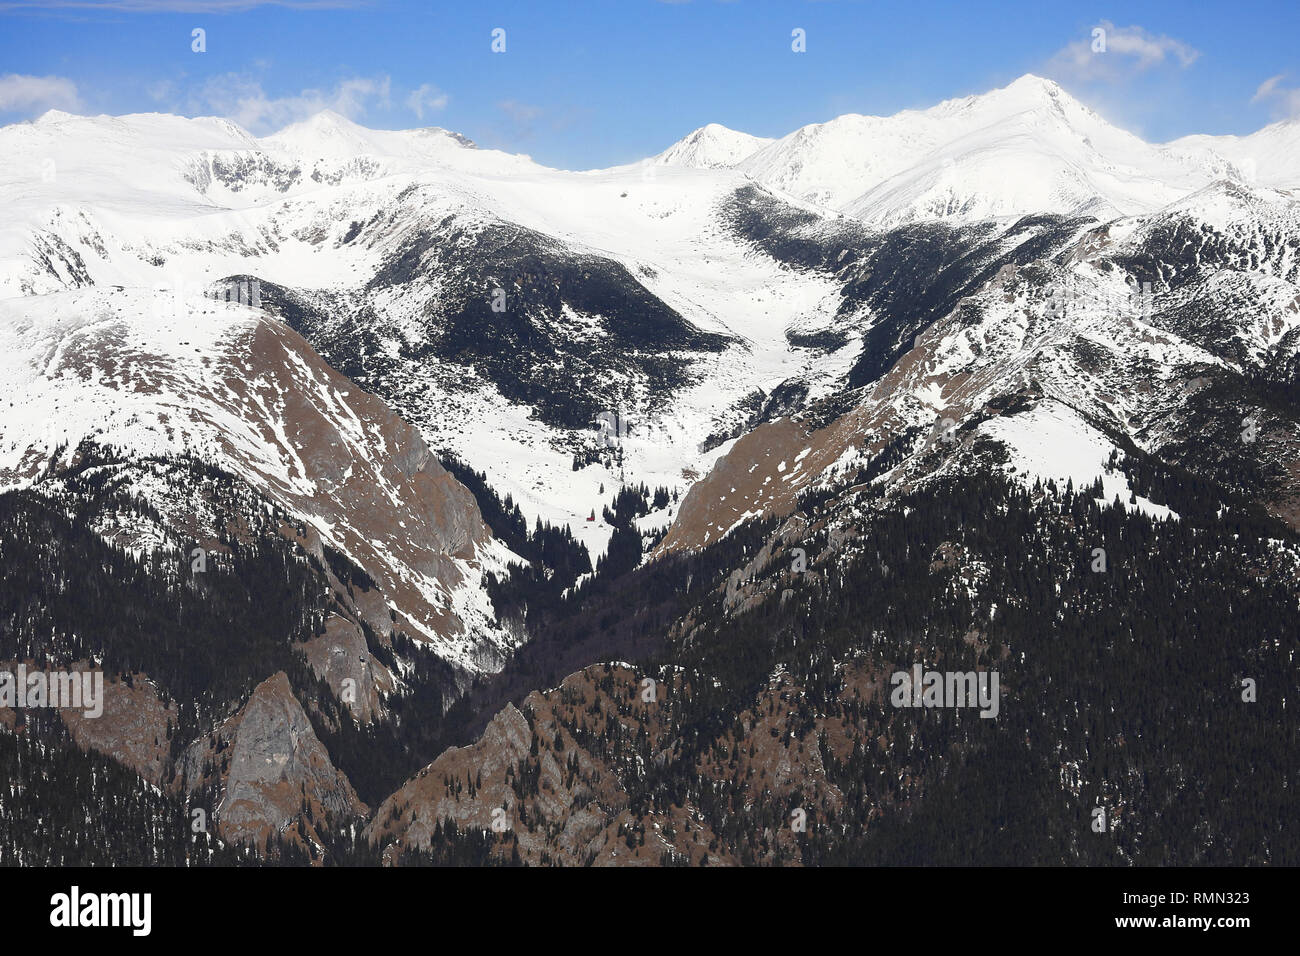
[1,440,1293,867]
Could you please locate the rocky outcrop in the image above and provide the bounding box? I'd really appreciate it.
[60,671,175,787]
[178,671,366,848]
[364,662,861,867]
[0,290,513,676]
[364,665,716,866]
[295,614,395,722]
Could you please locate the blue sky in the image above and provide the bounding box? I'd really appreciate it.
[1,0,1298,168]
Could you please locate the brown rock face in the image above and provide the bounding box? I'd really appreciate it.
[653,326,973,559]
[658,243,1300,557]
[1,290,509,674]
[364,665,719,866]
[295,614,396,723]
[0,660,174,787]
[656,417,816,555]
[364,663,868,867]
[60,672,175,787]
[178,671,366,848]
[213,318,493,653]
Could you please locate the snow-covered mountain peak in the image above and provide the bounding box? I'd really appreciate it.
[254,110,531,180]
[654,123,774,168]
[989,72,1070,103]
[5,109,259,150]
[730,73,1257,224]
[1143,176,1300,235]
[923,73,1071,121]
[259,108,486,160]
[260,109,379,157]
[1005,71,1064,93]
[295,107,353,128]
[33,108,81,126]
[724,73,1111,213]
[1166,119,1300,190]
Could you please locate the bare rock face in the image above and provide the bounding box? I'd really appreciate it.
[364,661,877,866]
[179,671,366,847]
[0,290,516,676]
[369,702,533,854]
[0,660,173,787]
[295,614,395,723]
[364,665,737,866]
[655,415,836,555]
[59,671,175,787]
[208,317,493,654]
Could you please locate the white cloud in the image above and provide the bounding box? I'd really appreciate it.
[495,99,544,140]
[405,84,448,121]
[146,78,177,102]
[1047,21,1200,83]
[1251,73,1300,119]
[188,73,390,132]
[498,99,542,122]
[1251,74,1285,103]
[0,73,81,115]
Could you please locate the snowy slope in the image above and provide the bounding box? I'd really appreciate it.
[0,286,519,673]
[649,75,1279,226]
[657,183,1300,553]
[0,108,864,563]
[651,123,774,169]
[6,73,1300,575]
[1166,119,1300,190]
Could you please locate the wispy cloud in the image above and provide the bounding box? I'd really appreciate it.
[479,98,591,155]
[1047,21,1200,83]
[498,100,542,123]
[495,99,544,139]
[405,84,448,121]
[0,0,364,12]
[146,78,177,102]
[180,72,391,131]
[0,73,81,114]
[1251,73,1300,119]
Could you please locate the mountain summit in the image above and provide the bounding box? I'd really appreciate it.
[650,73,1295,225]
[652,122,774,168]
